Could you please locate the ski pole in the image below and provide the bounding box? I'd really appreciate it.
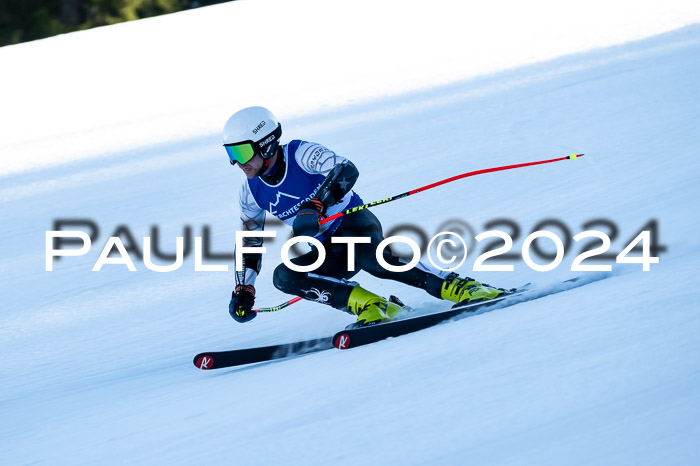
[254,296,303,313]
[320,152,583,225]
[255,151,584,313]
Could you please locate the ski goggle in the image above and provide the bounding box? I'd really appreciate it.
[224,142,257,165]
[224,123,282,165]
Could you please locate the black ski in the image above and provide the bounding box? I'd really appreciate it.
[332,293,517,350]
[331,274,609,350]
[194,274,611,369]
[193,337,333,370]
[193,293,518,370]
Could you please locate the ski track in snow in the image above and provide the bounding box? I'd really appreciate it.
[2,15,700,466]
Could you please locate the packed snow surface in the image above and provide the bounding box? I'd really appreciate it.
[2,0,700,464]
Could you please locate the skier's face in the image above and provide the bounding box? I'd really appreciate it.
[238,154,265,179]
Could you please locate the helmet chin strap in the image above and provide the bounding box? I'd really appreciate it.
[258,145,281,177]
[253,161,267,178]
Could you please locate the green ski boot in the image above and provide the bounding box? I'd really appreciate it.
[440,272,505,305]
[346,285,405,326]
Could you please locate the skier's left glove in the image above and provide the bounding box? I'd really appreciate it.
[292,198,325,237]
[229,285,257,323]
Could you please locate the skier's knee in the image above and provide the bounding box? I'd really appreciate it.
[357,250,397,277]
[273,263,300,294]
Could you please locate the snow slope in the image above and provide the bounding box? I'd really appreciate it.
[3,0,700,177]
[2,1,700,465]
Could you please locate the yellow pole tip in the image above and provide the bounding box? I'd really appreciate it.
[569,153,578,160]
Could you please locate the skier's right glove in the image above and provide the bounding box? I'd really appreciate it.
[229,285,257,323]
[292,197,325,237]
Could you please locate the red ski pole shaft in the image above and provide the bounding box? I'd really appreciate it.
[257,152,583,314]
[321,152,583,225]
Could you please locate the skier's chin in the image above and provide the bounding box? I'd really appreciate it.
[242,167,260,179]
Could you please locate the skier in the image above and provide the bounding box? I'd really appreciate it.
[225,106,506,325]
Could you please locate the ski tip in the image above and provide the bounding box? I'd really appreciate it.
[194,354,215,370]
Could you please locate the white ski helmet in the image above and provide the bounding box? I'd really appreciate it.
[223,106,282,166]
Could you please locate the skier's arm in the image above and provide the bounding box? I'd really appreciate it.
[296,144,359,206]
[314,160,359,207]
[230,185,265,323]
[293,144,359,236]
[236,184,266,287]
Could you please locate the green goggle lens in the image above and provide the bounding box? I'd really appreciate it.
[225,143,256,165]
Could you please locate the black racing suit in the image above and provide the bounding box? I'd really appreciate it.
[273,208,445,310]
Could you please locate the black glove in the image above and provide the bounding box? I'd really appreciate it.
[292,198,325,237]
[229,285,257,323]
